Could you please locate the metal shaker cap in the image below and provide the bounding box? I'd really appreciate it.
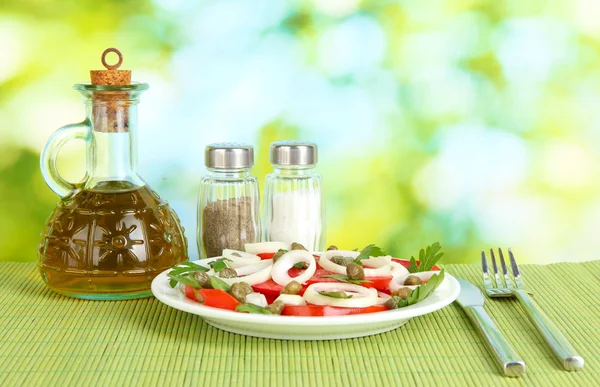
[205,143,254,169]
[270,140,318,166]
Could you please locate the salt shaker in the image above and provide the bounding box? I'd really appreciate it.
[197,143,261,258]
[263,141,325,251]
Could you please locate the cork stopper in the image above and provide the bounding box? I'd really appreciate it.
[90,48,131,85]
[90,48,132,133]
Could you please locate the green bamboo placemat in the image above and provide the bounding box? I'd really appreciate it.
[0,261,598,386]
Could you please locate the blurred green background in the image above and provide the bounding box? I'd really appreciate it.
[2,0,599,264]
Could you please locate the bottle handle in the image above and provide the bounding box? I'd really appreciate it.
[40,119,92,198]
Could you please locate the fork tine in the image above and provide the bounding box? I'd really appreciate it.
[499,248,516,289]
[508,248,525,289]
[481,250,494,290]
[490,249,504,288]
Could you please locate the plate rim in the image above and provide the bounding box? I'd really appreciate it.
[151,260,460,326]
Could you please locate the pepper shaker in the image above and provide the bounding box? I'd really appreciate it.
[263,141,325,251]
[197,143,261,258]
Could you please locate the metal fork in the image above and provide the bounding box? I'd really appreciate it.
[482,248,584,371]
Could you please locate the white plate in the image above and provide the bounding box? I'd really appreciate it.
[151,264,461,340]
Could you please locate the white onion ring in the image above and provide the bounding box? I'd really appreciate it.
[245,241,289,254]
[275,294,306,306]
[303,282,378,308]
[390,261,409,278]
[319,250,392,277]
[361,255,392,268]
[245,293,268,307]
[222,249,261,268]
[219,260,273,286]
[272,250,316,286]
[234,259,273,276]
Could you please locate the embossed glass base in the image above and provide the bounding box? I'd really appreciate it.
[38,183,188,298]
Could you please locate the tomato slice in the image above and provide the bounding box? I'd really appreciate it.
[251,280,284,304]
[258,252,275,260]
[184,286,240,311]
[282,304,388,316]
[185,285,202,302]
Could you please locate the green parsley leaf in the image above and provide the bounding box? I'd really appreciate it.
[167,272,202,288]
[407,242,444,273]
[208,258,232,273]
[318,291,353,299]
[209,276,231,292]
[386,269,445,309]
[321,274,372,285]
[236,303,273,314]
[354,244,386,265]
[167,261,210,288]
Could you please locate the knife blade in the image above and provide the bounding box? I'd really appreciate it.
[455,278,526,377]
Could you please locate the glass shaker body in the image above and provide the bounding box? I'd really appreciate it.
[263,164,325,252]
[197,147,261,258]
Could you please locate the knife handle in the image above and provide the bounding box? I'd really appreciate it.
[513,289,584,371]
[464,305,526,377]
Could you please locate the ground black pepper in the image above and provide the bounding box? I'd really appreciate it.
[202,197,257,258]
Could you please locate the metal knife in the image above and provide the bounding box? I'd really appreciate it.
[455,278,526,377]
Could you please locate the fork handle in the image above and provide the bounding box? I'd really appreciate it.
[463,305,526,377]
[513,290,584,371]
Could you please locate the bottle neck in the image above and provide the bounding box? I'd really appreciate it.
[84,102,144,190]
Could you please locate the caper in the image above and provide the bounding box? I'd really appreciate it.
[330,256,353,267]
[326,245,338,251]
[265,300,285,315]
[346,262,365,280]
[403,275,423,286]
[230,282,253,303]
[291,242,308,251]
[219,268,238,278]
[293,262,308,269]
[385,298,398,310]
[193,271,211,288]
[281,280,302,295]
[272,249,287,263]
[392,287,411,300]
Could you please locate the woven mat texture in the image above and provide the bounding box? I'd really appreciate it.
[0,261,598,386]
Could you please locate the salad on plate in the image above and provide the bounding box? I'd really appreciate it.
[167,242,446,317]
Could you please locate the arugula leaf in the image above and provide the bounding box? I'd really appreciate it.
[407,242,444,273]
[236,303,273,314]
[354,244,386,265]
[386,269,445,309]
[208,258,232,273]
[209,276,231,292]
[318,291,353,299]
[321,274,372,285]
[293,262,308,269]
